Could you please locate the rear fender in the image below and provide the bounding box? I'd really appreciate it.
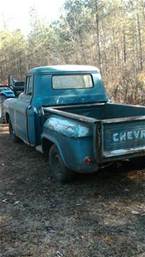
[41,116,98,172]
[41,133,68,167]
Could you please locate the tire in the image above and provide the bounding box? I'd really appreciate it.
[8,119,20,143]
[49,144,75,183]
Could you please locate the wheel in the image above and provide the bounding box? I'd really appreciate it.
[8,119,20,143]
[49,144,75,183]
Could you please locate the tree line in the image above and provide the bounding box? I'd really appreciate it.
[0,0,145,103]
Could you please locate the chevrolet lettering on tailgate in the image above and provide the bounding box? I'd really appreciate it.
[113,129,145,142]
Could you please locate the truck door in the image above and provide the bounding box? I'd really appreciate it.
[15,75,35,144]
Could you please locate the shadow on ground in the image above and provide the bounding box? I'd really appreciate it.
[1,131,145,257]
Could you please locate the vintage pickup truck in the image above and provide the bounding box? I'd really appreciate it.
[4,65,145,182]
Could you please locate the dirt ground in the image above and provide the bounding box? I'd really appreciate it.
[1,125,145,257]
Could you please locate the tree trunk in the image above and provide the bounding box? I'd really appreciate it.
[137,13,143,70]
[95,1,101,71]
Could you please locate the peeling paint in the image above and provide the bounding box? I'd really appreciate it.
[104,147,145,157]
[44,116,90,138]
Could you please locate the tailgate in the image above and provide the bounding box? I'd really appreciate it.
[102,116,145,158]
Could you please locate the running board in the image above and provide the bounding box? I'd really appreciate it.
[35,145,43,153]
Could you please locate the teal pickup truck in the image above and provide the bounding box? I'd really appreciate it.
[4,65,145,182]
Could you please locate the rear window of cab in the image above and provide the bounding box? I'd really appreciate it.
[52,74,93,89]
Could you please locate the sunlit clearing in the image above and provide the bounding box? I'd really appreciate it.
[0,125,9,134]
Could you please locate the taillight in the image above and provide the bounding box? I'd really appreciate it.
[84,157,94,165]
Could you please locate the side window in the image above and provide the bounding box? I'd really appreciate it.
[26,76,33,95]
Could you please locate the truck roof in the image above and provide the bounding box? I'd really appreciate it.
[29,65,99,74]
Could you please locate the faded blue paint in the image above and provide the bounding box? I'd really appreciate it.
[29,65,100,74]
[33,71,108,107]
[45,115,91,138]
[41,126,97,172]
[103,119,145,156]
[3,65,145,174]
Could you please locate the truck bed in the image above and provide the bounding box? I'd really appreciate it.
[44,102,145,121]
[57,102,145,120]
[44,102,145,160]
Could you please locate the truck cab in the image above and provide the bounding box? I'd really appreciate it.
[5,65,107,145]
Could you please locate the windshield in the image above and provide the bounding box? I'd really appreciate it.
[52,74,93,89]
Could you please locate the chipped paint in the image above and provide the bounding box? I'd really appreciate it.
[45,116,90,138]
[104,147,145,157]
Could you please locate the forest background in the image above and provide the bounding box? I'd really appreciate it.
[0,0,145,103]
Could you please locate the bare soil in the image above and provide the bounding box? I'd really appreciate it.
[0,125,145,257]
